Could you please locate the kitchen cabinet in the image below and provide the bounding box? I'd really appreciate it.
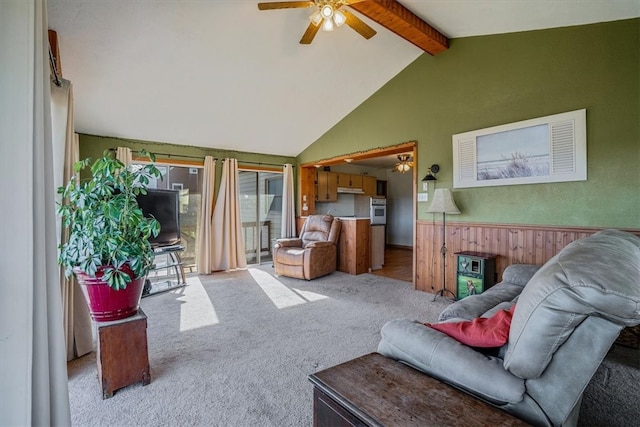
[337,173,362,190]
[316,171,338,202]
[362,176,376,196]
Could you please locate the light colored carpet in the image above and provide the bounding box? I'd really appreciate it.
[67,266,640,426]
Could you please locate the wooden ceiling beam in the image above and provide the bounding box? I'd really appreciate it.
[348,0,448,55]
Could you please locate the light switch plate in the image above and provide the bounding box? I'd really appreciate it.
[422,182,429,191]
[417,193,428,202]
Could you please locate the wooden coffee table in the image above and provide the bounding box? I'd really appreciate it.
[309,352,529,427]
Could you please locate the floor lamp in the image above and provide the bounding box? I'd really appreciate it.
[426,188,461,301]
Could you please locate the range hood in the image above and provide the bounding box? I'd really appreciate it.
[337,187,365,194]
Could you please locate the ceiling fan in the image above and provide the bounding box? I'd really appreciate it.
[257,0,376,44]
[392,154,414,173]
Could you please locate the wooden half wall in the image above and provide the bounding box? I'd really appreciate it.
[415,221,640,295]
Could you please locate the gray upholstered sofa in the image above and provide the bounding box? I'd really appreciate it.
[378,229,640,427]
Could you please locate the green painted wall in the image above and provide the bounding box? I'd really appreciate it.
[298,19,640,228]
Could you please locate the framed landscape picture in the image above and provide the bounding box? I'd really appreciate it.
[453,109,587,188]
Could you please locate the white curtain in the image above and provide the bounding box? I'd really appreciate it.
[0,0,72,424]
[211,159,247,271]
[116,146,132,166]
[197,156,216,274]
[281,163,296,238]
[51,80,92,361]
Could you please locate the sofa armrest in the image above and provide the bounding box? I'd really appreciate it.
[274,238,302,248]
[438,264,541,323]
[377,319,525,404]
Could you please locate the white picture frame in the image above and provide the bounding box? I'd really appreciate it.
[453,109,587,188]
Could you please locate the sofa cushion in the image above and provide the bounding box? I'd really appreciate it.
[427,305,516,348]
[504,230,640,379]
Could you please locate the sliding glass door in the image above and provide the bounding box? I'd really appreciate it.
[238,170,283,265]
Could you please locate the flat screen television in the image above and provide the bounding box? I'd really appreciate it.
[136,189,181,248]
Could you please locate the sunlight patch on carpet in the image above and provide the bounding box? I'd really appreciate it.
[292,288,329,302]
[248,268,314,309]
[176,276,219,331]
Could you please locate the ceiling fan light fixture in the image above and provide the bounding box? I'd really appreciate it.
[310,10,322,26]
[333,10,346,27]
[322,18,334,32]
[320,4,334,19]
[393,154,414,173]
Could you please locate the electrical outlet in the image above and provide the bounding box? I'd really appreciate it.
[417,193,428,202]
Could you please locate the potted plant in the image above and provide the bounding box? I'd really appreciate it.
[58,150,162,322]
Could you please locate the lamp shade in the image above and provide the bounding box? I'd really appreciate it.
[426,189,461,214]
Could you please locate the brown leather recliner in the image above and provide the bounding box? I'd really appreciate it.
[273,215,342,280]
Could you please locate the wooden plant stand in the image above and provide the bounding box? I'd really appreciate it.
[95,309,150,399]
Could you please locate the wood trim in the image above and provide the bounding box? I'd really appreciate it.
[300,141,416,168]
[299,167,316,215]
[415,221,640,295]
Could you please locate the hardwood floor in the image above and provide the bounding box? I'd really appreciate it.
[372,246,413,283]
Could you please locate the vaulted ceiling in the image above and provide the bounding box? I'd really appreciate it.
[47,0,639,158]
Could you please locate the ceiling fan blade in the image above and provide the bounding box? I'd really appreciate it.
[300,21,321,44]
[341,10,376,39]
[342,0,368,4]
[258,1,314,10]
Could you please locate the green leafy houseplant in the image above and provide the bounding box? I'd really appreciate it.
[58,151,162,290]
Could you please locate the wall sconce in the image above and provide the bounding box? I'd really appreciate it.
[422,164,439,181]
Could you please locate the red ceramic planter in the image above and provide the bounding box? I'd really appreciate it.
[75,265,145,322]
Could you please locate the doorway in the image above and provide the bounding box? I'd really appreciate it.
[299,141,417,285]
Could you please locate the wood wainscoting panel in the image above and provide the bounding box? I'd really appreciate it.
[415,221,640,295]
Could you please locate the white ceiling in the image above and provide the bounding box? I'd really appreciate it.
[47,0,640,158]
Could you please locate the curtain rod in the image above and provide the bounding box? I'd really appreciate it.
[108,148,293,167]
[239,160,294,168]
[108,148,207,161]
